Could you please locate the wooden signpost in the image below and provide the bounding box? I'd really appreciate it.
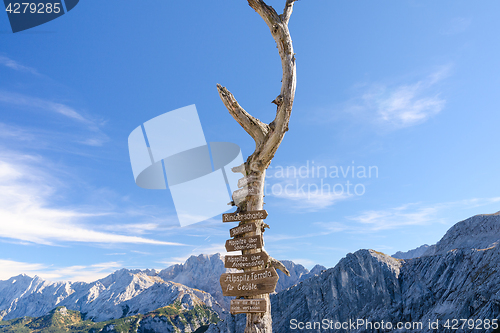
[222,210,268,223]
[225,252,269,269]
[230,222,257,237]
[220,267,279,297]
[230,299,267,314]
[225,234,263,252]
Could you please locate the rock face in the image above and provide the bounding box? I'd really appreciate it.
[392,244,432,259]
[0,268,222,322]
[159,253,231,310]
[424,212,500,256]
[275,260,326,294]
[207,213,500,333]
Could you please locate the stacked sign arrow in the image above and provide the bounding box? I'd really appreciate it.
[221,207,278,314]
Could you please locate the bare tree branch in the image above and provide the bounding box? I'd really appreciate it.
[264,251,291,276]
[280,0,297,25]
[246,0,297,169]
[217,84,269,147]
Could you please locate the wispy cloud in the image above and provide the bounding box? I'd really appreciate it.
[0,55,39,75]
[346,66,451,129]
[0,151,185,246]
[346,203,441,231]
[0,259,123,282]
[0,122,37,142]
[0,91,108,146]
[272,187,350,211]
[347,197,500,231]
[101,223,161,235]
[288,258,316,268]
[313,197,500,234]
[441,17,471,35]
[0,259,46,280]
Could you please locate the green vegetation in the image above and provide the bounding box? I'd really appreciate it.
[0,303,219,333]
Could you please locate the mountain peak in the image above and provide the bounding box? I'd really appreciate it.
[429,213,500,255]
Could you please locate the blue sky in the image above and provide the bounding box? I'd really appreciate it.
[1,0,499,282]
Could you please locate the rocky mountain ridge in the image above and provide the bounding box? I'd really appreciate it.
[0,267,222,322]
[0,254,324,323]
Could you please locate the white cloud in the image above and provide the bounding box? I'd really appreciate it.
[344,197,500,232]
[0,259,46,280]
[0,55,39,75]
[0,91,88,123]
[43,262,124,282]
[0,91,108,146]
[273,189,350,210]
[101,223,161,235]
[375,85,444,127]
[347,203,440,231]
[0,259,123,282]
[0,151,185,246]
[347,66,451,129]
[0,123,36,141]
[288,258,316,269]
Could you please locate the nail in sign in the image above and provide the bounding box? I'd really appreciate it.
[220,268,279,297]
[230,298,267,314]
[225,235,263,252]
[223,210,268,223]
[225,252,269,269]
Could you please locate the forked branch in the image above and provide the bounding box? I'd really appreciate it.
[281,0,297,25]
[217,84,269,147]
[218,0,297,171]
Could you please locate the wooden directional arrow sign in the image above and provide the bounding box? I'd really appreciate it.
[230,299,267,314]
[225,235,263,252]
[222,210,268,223]
[220,268,279,297]
[230,222,257,238]
[225,252,269,269]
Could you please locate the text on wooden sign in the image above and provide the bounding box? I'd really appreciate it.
[225,235,263,252]
[220,267,279,297]
[230,298,267,314]
[225,252,269,269]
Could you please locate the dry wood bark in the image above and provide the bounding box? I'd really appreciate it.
[217,0,297,332]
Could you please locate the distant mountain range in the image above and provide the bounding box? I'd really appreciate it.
[0,303,218,333]
[1,212,500,332]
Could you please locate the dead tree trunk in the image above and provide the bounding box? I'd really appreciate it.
[217,0,297,332]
